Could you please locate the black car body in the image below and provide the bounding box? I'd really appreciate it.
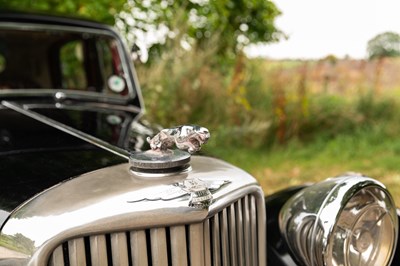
[0,12,399,266]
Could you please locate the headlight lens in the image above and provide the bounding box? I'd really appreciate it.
[279,174,398,266]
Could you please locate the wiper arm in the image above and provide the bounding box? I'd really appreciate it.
[1,100,130,160]
[0,89,141,113]
[24,100,141,114]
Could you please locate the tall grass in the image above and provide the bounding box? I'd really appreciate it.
[137,49,400,150]
[135,39,400,204]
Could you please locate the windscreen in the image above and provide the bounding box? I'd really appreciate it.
[0,26,129,97]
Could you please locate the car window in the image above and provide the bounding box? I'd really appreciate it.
[97,38,127,95]
[0,52,5,74]
[0,26,129,97]
[60,40,87,89]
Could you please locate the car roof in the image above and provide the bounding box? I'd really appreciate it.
[0,11,112,31]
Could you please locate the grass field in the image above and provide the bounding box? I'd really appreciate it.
[139,54,400,206]
[206,131,400,206]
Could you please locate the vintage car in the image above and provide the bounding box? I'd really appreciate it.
[0,12,399,266]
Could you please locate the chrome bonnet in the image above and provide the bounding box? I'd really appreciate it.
[0,156,266,265]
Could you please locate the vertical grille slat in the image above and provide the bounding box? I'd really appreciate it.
[243,196,252,266]
[236,198,245,266]
[49,245,64,266]
[203,220,211,266]
[250,195,258,265]
[189,223,205,266]
[89,235,107,266]
[228,204,237,266]
[130,230,149,266]
[68,238,87,266]
[110,232,129,266]
[49,193,265,266]
[211,213,221,266]
[170,225,188,266]
[150,228,168,266]
[220,209,230,266]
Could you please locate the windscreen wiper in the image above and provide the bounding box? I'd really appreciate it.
[0,89,141,113]
[1,100,130,160]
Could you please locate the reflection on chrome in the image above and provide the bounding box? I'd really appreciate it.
[279,174,398,266]
[0,157,266,265]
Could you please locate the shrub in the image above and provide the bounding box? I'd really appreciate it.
[136,37,400,151]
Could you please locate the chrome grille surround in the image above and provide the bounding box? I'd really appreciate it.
[49,193,265,266]
[0,156,266,266]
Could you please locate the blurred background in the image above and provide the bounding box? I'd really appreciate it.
[2,0,400,204]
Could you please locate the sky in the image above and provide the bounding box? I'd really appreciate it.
[244,0,400,60]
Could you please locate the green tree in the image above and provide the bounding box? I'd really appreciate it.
[0,0,125,25]
[366,32,400,94]
[367,32,400,59]
[0,0,283,62]
[117,0,283,62]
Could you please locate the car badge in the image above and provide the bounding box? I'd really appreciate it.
[128,178,230,209]
[130,125,210,175]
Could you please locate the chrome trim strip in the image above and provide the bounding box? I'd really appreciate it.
[1,100,129,159]
[23,101,142,114]
[0,89,129,105]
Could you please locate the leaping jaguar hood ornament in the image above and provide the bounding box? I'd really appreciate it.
[146,125,210,154]
[129,125,210,174]
[129,125,217,209]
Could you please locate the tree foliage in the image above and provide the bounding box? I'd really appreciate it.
[117,0,283,62]
[367,32,400,60]
[0,0,283,62]
[0,0,126,25]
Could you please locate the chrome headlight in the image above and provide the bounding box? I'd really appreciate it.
[279,174,398,266]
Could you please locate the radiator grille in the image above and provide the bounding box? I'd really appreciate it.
[48,194,263,266]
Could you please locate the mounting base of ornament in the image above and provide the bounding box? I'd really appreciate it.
[129,125,210,175]
[129,149,191,174]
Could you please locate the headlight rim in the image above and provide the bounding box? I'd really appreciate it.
[280,174,399,266]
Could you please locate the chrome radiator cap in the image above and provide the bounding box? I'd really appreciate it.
[129,125,210,175]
